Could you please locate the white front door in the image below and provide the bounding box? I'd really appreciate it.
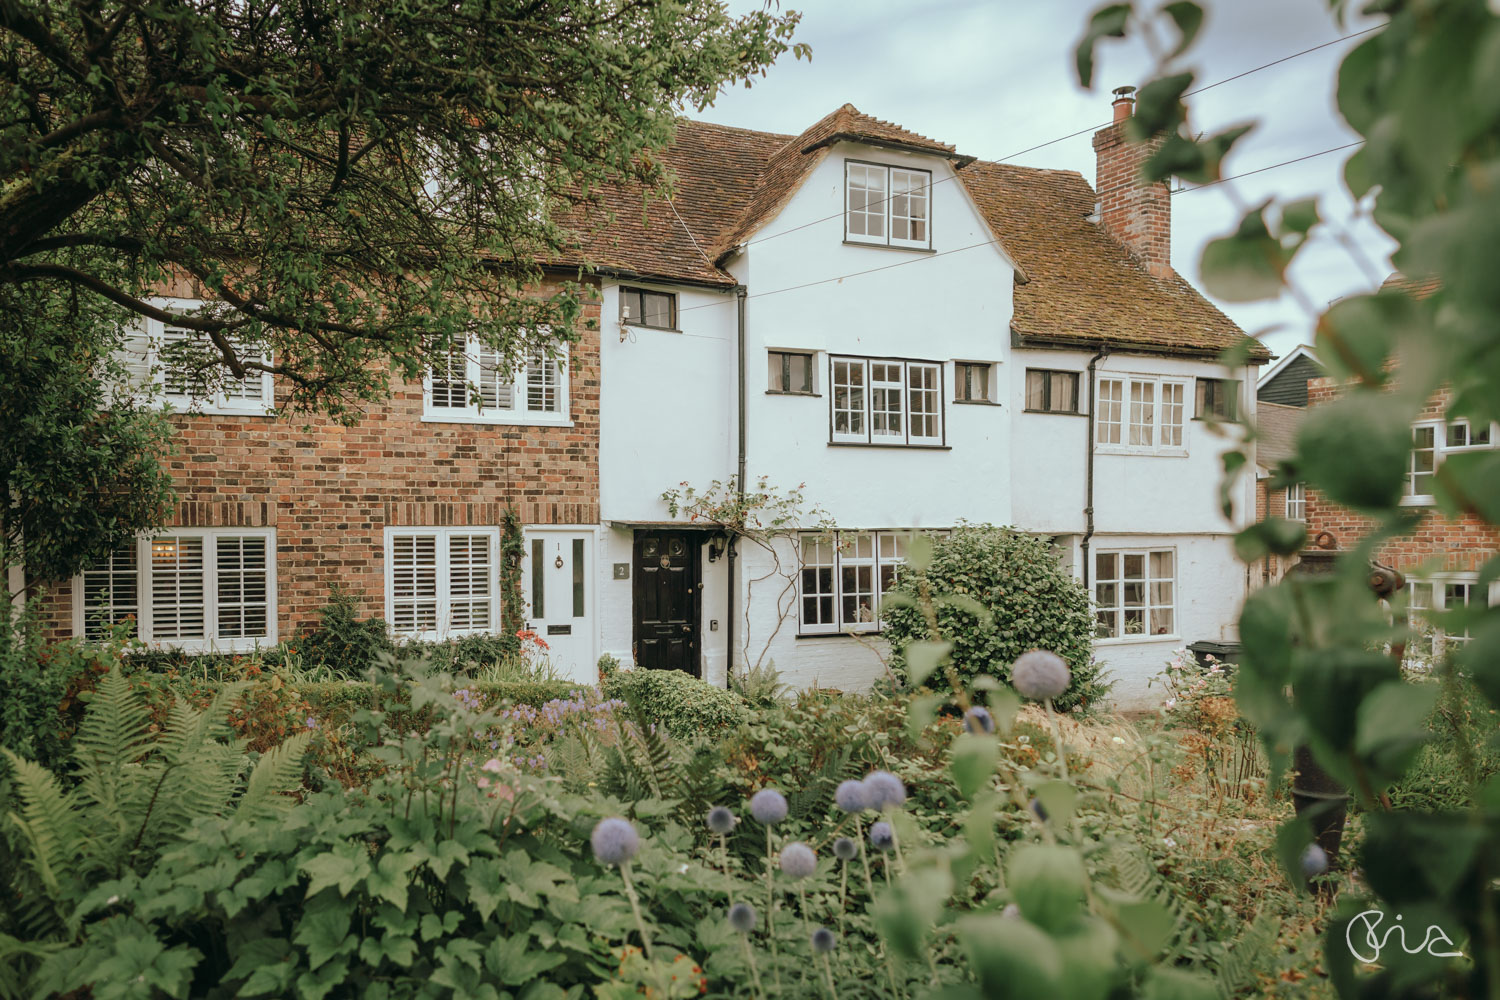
[521,528,596,684]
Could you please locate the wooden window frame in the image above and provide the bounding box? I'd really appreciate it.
[767,349,817,395]
[1194,377,1241,421]
[797,529,947,636]
[1093,547,1177,641]
[423,336,570,426]
[954,362,998,404]
[1095,375,1189,456]
[829,355,945,447]
[384,526,501,641]
[1285,482,1306,522]
[1024,368,1081,414]
[619,286,679,331]
[844,160,933,250]
[114,297,275,415]
[1403,418,1497,505]
[72,528,277,652]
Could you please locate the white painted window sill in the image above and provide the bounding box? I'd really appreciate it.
[421,414,574,428]
[140,637,278,654]
[1399,496,1436,507]
[1095,447,1189,458]
[1094,634,1182,646]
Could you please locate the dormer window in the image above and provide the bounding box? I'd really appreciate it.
[845,162,931,249]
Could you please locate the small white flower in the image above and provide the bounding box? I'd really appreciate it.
[677,863,690,874]
[1164,698,1176,710]
[106,895,120,906]
[1017,735,1030,744]
[1111,736,1125,745]
[1163,837,1177,848]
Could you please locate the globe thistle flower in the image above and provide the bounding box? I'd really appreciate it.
[1001,902,1021,919]
[706,806,735,835]
[833,836,858,861]
[834,779,870,813]
[869,821,895,852]
[1300,843,1329,878]
[590,817,640,867]
[749,788,788,825]
[1027,797,1048,823]
[963,706,995,734]
[863,770,906,811]
[779,842,817,879]
[1011,650,1071,701]
[811,927,838,954]
[728,901,757,933]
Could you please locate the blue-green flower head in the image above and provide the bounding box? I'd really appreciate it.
[750,788,788,825]
[779,842,816,879]
[834,779,870,813]
[1301,844,1329,878]
[811,927,838,954]
[1011,650,1070,701]
[833,836,858,861]
[591,817,639,866]
[863,770,906,811]
[869,821,895,852]
[963,706,995,734]
[706,806,736,835]
[728,901,757,933]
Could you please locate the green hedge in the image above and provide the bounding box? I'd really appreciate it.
[601,668,750,739]
[296,678,586,729]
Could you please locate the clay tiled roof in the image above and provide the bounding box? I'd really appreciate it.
[555,109,1266,359]
[1255,401,1304,469]
[959,161,1265,360]
[1380,272,1442,300]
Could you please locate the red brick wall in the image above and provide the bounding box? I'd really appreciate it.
[1254,476,1299,585]
[1092,119,1171,277]
[1303,377,1500,573]
[35,276,601,640]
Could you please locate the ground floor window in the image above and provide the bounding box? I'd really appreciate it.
[74,529,275,650]
[385,527,499,639]
[1407,575,1491,658]
[798,529,945,635]
[1094,548,1175,639]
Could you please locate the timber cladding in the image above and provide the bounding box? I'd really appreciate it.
[36,277,601,641]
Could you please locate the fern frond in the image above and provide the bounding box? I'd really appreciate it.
[0,751,81,905]
[1212,911,1278,999]
[72,667,153,823]
[234,731,310,823]
[0,931,65,1000]
[1098,843,1193,960]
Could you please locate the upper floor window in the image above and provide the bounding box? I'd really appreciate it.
[620,287,677,330]
[1406,418,1496,503]
[1096,375,1187,455]
[117,306,274,414]
[1094,548,1175,639]
[424,336,569,425]
[831,356,943,446]
[768,350,816,395]
[1025,369,1081,414]
[845,161,931,249]
[955,362,997,403]
[1285,482,1306,521]
[385,527,500,640]
[1195,378,1240,420]
[74,529,276,651]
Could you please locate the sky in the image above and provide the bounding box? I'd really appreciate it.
[694,0,1396,364]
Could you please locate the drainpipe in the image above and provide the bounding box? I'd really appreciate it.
[1081,347,1111,587]
[725,284,748,688]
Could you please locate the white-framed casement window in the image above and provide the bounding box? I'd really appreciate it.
[1406,574,1495,657]
[830,356,944,446]
[845,161,932,249]
[1095,375,1188,455]
[1094,548,1176,640]
[73,528,276,651]
[384,527,500,640]
[423,336,569,425]
[1285,482,1307,521]
[798,529,944,635]
[1404,418,1497,504]
[116,300,274,414]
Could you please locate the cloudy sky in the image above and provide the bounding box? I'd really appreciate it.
[698,0,1395,363]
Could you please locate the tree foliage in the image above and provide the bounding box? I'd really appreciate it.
[0,0,807,416]
[1081,0,1500,993]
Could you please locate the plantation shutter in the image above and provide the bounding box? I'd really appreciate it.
[216,536,270,639]
[429,341,468,409]
[119,326,154,396]
[218,332,266,405]
[475,343,514,411]
[82,542,139,640]
[447,534,493,632]
[525,350,559,413]
[149,536,206,640]
[391,534,439,633]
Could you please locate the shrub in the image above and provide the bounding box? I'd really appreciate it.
[883,524,1103,712]
[602,668,749,738]
[297,586,396,673]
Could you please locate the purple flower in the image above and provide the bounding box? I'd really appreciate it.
[962,706,994,734]
[728,901,757,933]
[305,716,318,730]
[1301,844,1329,878]
[869,821,895,852]
[834,779,870,813]
[863,771,906,811]
[1011,650,1071,701]
[811,927,837,954]
[779,842,816,879]
[590,817,640,866]
[749,788,788,825]
[706,806,735,835]
[833,837,858,861]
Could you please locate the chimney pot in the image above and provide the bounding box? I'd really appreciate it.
[1111,85,1136,123]
[1093,85,1171,275]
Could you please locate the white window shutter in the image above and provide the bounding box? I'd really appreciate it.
[525,350,559,413]
[476,344,513,411]
[216,536,269,638]
[391,534,439,634]
[149,536,206,639]
[447,534,493,632]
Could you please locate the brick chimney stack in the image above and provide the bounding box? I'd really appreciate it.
[1092,85,1173,278]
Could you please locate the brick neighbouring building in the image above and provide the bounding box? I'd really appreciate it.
[1252,401,1307,586]
[32,272,601,648]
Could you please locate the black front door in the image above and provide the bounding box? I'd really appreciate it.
[633,531,700,675]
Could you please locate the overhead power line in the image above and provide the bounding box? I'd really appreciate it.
[1172,141,1365,195]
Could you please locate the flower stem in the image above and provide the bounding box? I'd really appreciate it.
[821,952,839,1000]
[618,861,653,960]
[741,934,766,1000]
[766,826,781,993]
[1044,698,1070,782]
[721,832,734,905]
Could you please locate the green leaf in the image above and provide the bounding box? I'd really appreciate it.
[1355,680,1438,782]
[950,733,998,799]
[874,866,951,960]
[1280,197,1320,236]
[486,934,568,986]
[1033,780,1079,828]
[987,685,1022,736]
[1233,518,1307,562]
[293,903,354,971]
[906,640,953,687]
[1160,2,1203,57]
[1054,915,1121,1000]
[957,914,1064,997]
[1127,72,1193,142]
[906,693,945,743]
[301,844,371,899]
[1433,450,1500,523]
[1142,967,1218,1000]
[1296,392,1414,511]
[1110,898,1176,957]
[1199,206,1291,302]
[1144,124,1252,185]
[1075,4,1132,88]
[364,852,418,911]
[1008,845,1087,934]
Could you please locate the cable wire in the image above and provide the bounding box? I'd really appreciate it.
[1171,141,1364,195]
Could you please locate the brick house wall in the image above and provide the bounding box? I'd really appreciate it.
[1253,476,1301,585]
[1303,377,1500,572]
[34,273,601,642]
